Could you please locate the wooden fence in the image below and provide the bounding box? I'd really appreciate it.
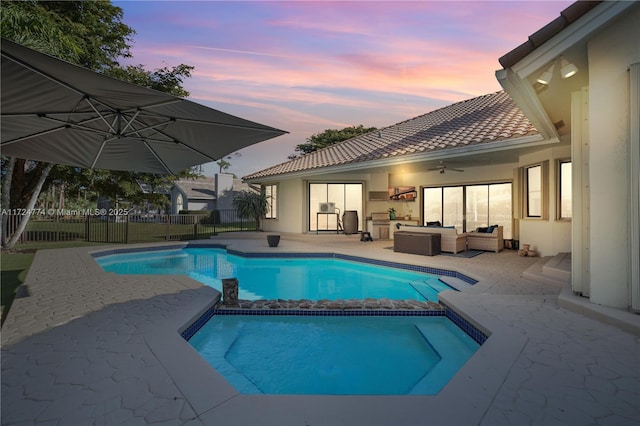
[2,210,257,244]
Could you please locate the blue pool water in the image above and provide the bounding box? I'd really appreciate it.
[188,314,480,395]
[96,247,453,301]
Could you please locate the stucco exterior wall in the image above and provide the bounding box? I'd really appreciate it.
[186,201,211,211]
[262,178,305,233]
[170,187,185,214]
[214,174,234,210]
[587,8,640,308]
[258,148,574,255]
[518,146,572,256]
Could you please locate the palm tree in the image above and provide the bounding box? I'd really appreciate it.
[233,191,268,231]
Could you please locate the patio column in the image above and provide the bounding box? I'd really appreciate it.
[571,88,590,297]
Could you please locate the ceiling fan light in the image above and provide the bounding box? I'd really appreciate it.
[560,58,578,78]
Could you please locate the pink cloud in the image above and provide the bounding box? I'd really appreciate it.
[119,0,573,177]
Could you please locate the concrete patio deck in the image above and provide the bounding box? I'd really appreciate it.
[1,232,639,425]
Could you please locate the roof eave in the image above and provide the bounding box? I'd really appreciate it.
[244,134,547,183]
[496,1,634,139]
[507,1,632,80]
[495,68,560,142]
[498,1,603,69]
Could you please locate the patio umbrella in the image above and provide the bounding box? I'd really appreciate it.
[0,38,287,174]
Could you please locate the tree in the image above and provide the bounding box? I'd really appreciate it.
[1,0,136,248]
[0,1,134,68]
[288,125,377,159]
[233,191,268,231]
[106,64,193,98]
[216,152,241,174]
[0,1,196,248]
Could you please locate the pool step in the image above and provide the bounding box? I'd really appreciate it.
[411,321,480,394]
[410,277,460,301]
[409,280,439,300]
[438,276,472,292]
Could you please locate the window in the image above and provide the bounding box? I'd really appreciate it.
[489,183,512,237]
[423,187,443,224]
[526,165,542,217]
[308,183,363,231]
[176,194,183,213]
[423,183,512,238]
[466,185,489,232]
[558,160,572,219]
[264,184,277,219]
[522,162,549,219]
[443,186,463,230]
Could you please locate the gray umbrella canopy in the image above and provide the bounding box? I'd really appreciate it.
[1,38,287,174]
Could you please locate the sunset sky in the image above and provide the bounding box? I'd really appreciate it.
[114,0,573,178]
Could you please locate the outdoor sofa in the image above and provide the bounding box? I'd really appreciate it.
[466,225,504,252]
[394,223,467,254]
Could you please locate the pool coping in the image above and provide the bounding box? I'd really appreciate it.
[93,241,486,344]
[85,241,526,425]
[92,241,479,285]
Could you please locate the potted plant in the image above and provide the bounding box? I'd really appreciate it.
[267,234,280,247]
[388,207,396,220]
[233,190,268,231]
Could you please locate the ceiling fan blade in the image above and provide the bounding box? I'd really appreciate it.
[449,168,464,172]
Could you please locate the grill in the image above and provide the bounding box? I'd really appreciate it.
[370,212,390,239]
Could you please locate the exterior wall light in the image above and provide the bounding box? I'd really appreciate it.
[536,63,555,85]
[536,57,578,85]
[560,57,578,78]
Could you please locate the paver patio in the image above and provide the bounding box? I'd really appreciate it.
[1,233,638,425]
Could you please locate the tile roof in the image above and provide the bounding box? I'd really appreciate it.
[173,177,216,200]
[244,91,538,180]
[173,176,253,199]
[499,1,601,68]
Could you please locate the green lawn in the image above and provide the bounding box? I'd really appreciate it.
[1,251,34,325]
[20,218,257,243]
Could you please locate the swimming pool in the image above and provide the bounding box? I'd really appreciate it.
[95,245,483,396]
[96,247,455,301]
[188,314,480,395]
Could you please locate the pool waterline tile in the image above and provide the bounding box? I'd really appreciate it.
[180,303,488,346]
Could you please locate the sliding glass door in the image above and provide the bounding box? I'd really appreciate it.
[466,185,489,232]
[443,187,464,230]
[423,188,443,224]
[489,183,512,237]
[422,182,512,238]
[309,183,363,232]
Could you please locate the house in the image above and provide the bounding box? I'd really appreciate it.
[496,1,639,312]
[245,90,540,240]
[244,1,639,312]
[170,174,250,214]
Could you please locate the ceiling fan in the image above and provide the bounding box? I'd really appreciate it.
[427,161,464,174]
